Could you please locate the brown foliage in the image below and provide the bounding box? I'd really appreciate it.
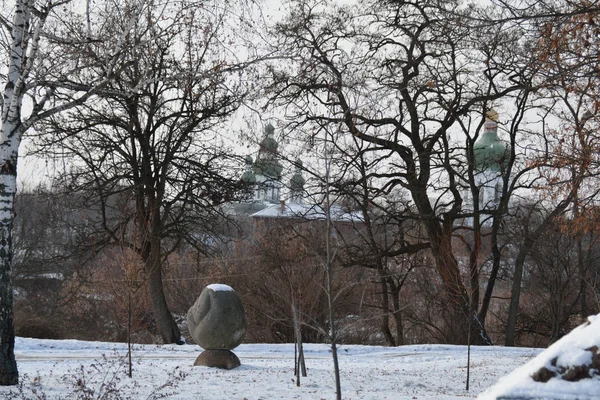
[224,218,363,343]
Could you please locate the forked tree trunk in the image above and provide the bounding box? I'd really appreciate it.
[424,217,491,345]
[388,278,404,346]
[412,186,491,345]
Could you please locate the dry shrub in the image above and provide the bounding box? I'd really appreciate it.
[222,219,364,344]
[14,306,64,340]
[75,247,157,342]
[163,250,223,316]
[19,247,160,343]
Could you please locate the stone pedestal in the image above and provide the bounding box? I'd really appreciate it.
[194,349,241,370]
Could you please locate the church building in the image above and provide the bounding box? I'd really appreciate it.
[234,123,361,224]
[464,109,510,226]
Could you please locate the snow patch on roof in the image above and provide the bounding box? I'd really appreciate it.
[251,201,363,222]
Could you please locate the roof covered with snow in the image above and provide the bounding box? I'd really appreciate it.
[251,201,363,223]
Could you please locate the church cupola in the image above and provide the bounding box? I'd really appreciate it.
[473,109,510,173]
[254,123,283,180]
[252,123,284,203]
[241,155,256,184]
[259,123,278,155]
[462,109,511,227]
[289,159,306,203]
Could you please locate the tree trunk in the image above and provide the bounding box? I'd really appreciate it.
[410,183,491,344]
[575,195,587,322]
[145,231,182,344]
[550,289,562,343]
[0,190,18,385]
[388,278,404,346]
[505,242,529,346]
[479,224,501,325]
[0,7,24,375]
[1,0,59,385]
[127,291,133,378]
[292,301,306,384]
[0,0,125,385]
[422,215,491,344]
[469,228,481,312]
[324,138,341,400]
[378,271,395,346]
[578,236,587,322]
[0,150,19,385]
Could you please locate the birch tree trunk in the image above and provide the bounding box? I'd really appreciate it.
[1,0,129,383]
[0,146,19,385]
[0,0,33,384]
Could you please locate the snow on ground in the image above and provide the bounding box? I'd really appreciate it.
[480,314,600,400]
[0,338,541,399]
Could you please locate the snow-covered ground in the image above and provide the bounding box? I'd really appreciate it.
[480,314,600,400]
[0,337,541,399]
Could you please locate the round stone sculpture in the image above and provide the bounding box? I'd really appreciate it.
[187,284,247,369]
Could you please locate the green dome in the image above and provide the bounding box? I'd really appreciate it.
[254,158,283,179]
[265,123,275,135]
[241,170,256,183]
[473,130,509,172]
[259,123,278,154]
[241,155,256,183]
[289,160,305,192]
[254,123,282,179]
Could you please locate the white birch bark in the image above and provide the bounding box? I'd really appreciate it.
[0,0,34,385]
[0,0,140,384]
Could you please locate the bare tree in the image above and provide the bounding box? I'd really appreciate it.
[0,0,140,383]
[265,0,540,344]
[33,0,264,343]
[333,143,429,346]
[496,0,600,345]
